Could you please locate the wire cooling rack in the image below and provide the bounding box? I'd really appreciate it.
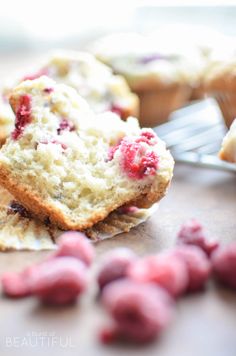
[154,98,236,173]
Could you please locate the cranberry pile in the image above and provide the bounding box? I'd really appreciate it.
[1,219,236,345]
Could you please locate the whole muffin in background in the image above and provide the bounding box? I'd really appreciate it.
[90,32,205,127]
[204,59,236,129]
[0,51,139,145]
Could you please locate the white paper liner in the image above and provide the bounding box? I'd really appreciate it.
[0,186,158,251]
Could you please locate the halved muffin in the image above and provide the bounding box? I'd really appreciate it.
[0,76,174,230]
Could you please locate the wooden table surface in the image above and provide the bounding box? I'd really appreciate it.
[0,54,236,356]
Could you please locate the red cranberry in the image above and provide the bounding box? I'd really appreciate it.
[211,242,236,289]
[29,257,87,305]
[98,248,137,290]
[23,68,48,81]
[43,87,54,94]
[110,104,125,118]
[177,219,219,256]
[1,267,34,298]
[107,144,120,161]
[170,246,211,292]
[54,231,95,267]
[119,137,159,180]
[98,326,119,344]
[57,118,75,135]
[127,254,189,298]
[101,279,174,343]
[11,94,32,140]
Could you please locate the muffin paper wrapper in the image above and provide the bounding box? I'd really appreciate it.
[0,186,158,251]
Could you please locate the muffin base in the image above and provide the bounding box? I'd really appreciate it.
[212,91,236,129]
[136,84,191,127]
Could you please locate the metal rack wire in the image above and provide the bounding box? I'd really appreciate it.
[154,98,236,173]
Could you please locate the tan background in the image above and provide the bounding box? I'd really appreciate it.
[0,56,236,356]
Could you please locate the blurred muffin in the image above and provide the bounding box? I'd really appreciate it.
[0,51,139,144]
[219,119,236,162]
[204,59,236,128]
[90,32,204,126]
[151,25,235,101]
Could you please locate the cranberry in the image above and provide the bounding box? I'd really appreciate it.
[110,104,125,118]
[43,87,54,94]
[101,279,174,343]
[1,267,34,298]
[29,257,87,305]
[54,231,95,267]
[57,118,75,135]
[97,248,137,291]
[23,68,48,81]
[128,254,189,298]
[98,326,119,344]
[170,246,211,292]
[7,201,31,219]
[11,94,32,140]
[107,143,120,161]
[211,242,236,289]
[177,219,219,256]
[136,130,158,146]
[119,137,159,180]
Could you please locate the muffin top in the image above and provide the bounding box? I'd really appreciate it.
[90,32,205,91]
[21,51,138,118]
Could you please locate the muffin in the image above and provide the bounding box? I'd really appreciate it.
[151,25,236,101]
[0,51,139,144]
[219,119,236,162]
[204,59,236,128]
[0,76,174,230]
[90,32,204,126]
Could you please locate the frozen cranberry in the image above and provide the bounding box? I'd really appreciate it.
[57,118,75,135]
[97,248,137,290]
[7,201,31,219]
[211,242,236,289]
[23,68,48,81]
[1,269,31,298]
[140,54,166,64]
[170,246,211,292]
[54,231,95,267]
[101,279,174,343]
[12,94,32,140]
[128,254,189,298]
[98,326,119,344]
[119,137,159,180]
[177,219,219,256]
[29,257,87,305]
